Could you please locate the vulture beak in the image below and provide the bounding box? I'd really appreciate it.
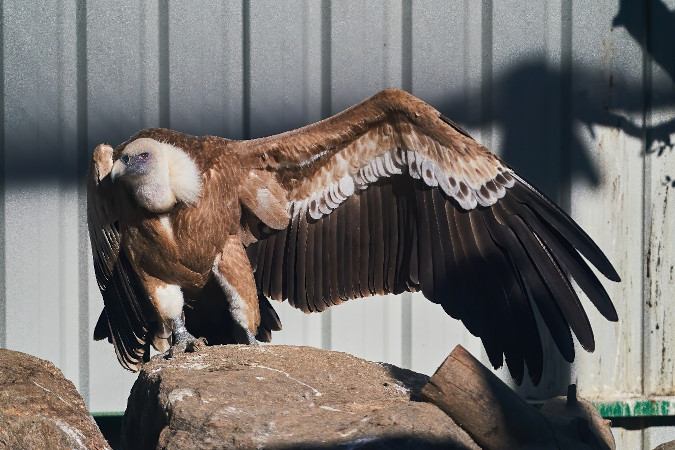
[112,152,152,181]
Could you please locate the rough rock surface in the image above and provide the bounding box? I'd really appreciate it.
[655,441,675,450]
[539,393,616,449]
[0,348,110,449]
[122,345,478,449]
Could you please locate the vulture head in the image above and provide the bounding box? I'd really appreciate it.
[111,137,202,214]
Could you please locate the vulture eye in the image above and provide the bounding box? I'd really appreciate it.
[139,152,150,160]
[121,155,130,164]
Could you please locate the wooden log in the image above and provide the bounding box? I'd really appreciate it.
[419,345,559,449]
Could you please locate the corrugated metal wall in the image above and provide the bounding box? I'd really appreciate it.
[1,1,673,447]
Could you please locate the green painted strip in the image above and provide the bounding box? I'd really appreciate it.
[592,399,675,418]
[528,398,675,418]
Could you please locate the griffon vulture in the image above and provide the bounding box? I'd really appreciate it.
[88,89,619,384]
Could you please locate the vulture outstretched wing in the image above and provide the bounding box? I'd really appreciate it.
[87,144,153,371]
[241,89,619,384]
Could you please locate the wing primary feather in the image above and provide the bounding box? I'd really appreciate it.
[382,182,398,292]
[253,239,267,295]
[335,200,347,300]
[327,207,340,305]
[262,233,276,297]
[359,191,370,298]
[378,183,391,293]
[93,308,110,341]
[414,183,435,302]
[315,214,326,310]
[258,294,282,335]
[285,212,300,306]
[319,210,331,306]
[245,241,260,273]
[510,177,620,282]
[370,185,386,295]
[306,217,320,312]
[502,196,618,322]
[479,207,544,383]
[433,194,463,318]
[499,204,595,352]
[393,175,418,290]
[295,213,309,311]
[393,184,409,292]
[105,253,152,371]
[270,227,287,301]
[452,204,504,369]
[489,203,576,362]
[443,201,481,336]
[428,187,450,305]
[469,209,529,384]
[349,195,362,299]
[343,197,356,299]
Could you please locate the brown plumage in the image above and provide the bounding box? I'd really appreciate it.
[88,89,620,384]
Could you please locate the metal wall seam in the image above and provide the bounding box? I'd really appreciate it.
[0,0,6,349]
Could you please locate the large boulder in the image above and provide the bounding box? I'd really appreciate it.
[122,345,478,449]
[0,348,110,449]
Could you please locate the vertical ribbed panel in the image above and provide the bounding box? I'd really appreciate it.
[0,4,673,446]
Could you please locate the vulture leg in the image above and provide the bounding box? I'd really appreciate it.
[171,315,197,349]
[212,235,262,344]
[142,275,202,355]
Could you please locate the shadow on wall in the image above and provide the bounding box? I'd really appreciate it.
[613,0,675,82]
[612,0,675,184]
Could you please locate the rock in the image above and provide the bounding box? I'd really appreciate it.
[539,388,616,450]
[122,345,479,449]
[654,441,675,450]
[0,348,110,449]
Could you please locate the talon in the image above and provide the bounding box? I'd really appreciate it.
[185,337,207,353]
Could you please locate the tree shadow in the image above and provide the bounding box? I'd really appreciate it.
[613,0,675,83]
[611,0,675,183]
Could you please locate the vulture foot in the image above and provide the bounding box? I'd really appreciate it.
[165,316,207,359]
[166,335,207,359]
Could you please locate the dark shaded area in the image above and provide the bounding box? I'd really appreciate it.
[271,438,471,449]
[613,0,675,82]
[381,362,430,397]
[611,415,675,430]
[611,0,675,177]
[95,415,123,450]
[95,410,675,449]
[95,417,470,450]
[95,414,471,450]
